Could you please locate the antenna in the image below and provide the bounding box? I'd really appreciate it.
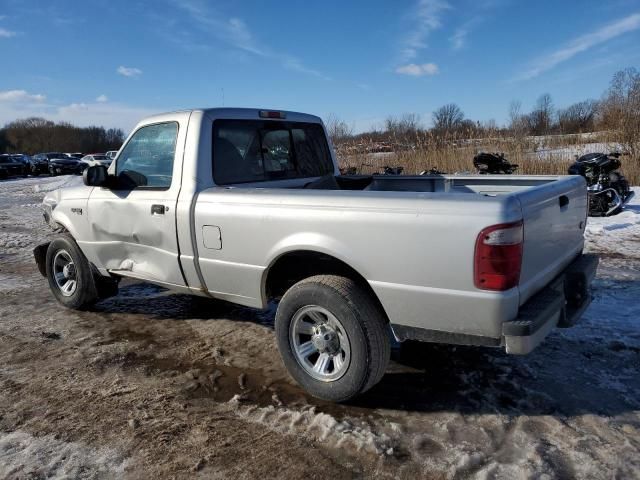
[221,88,225,106]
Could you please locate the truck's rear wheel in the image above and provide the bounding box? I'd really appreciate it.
[275,275,390,402]
[46,234,98,310]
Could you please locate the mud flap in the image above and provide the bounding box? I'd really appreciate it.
[94,274,119,299]
[33,242,50,277]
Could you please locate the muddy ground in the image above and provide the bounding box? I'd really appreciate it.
[1,175,639,479]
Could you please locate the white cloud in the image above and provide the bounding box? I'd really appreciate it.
[0,27,16,38]
[55,102,153,130]
[117,66,142,77]
[400,0,450,62]
[517,12,640,81]
[450,27,468,50]
[396,63,440,76]
[0,90,46,103]
[0,90,151,131]
[172,0,330,80]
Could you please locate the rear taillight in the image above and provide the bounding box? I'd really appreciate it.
[474,220,523,291]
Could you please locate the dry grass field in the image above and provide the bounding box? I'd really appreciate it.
[335,131,640,185]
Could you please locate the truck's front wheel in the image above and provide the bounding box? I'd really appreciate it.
[46,234,98,310]
[275,275,390,402]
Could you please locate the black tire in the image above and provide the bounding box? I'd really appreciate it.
[275,275,390,402]
[45,234,98,309]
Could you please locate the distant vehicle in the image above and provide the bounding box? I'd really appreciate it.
[30,153,55,176]
[65,153,84,159]
[81,154,112,169]
[9,154,31,167]
[46,153,84,176]
[0,154,28,179]
[474,152,518,174]
[105,150,119,161]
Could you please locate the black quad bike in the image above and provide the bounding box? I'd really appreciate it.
[568,152,634,217]
[473,152,518,174]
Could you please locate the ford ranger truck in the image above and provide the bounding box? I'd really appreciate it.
[34,108,598,402]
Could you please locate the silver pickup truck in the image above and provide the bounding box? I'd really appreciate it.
[34,108,598,401]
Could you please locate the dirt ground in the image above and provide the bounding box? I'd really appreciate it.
[1,175,639,479]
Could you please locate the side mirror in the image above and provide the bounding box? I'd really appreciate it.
[83,165,108,186]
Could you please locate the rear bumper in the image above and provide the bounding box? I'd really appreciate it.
[503,253,598,354]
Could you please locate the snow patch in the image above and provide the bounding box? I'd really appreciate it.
[585,187,640,259]
[228,402,394,455]
[0,430,128,478]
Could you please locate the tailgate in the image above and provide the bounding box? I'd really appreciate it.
[516,175,588,305]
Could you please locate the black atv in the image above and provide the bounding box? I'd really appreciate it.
[568,152,634,217]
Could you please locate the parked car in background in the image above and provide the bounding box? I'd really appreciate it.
[34,152,71,176]
[65,153,84,160]
[10,154,31,167]
[80,153,112,169]
[30,153,54,176]
[105,150,119,161]
[47,154,84,176]
[0,154,28,179]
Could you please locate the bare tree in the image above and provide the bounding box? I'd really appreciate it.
[385,113,421,137]
[432,103,464,133]
[324,113,353,144]
[526,93,554,135]
[1,117,125,154]
[557,100,598,133]
[599,68,640,156]
[508,100,528,138]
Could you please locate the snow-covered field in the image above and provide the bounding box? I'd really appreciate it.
[0,176,638,478]
[528,142,624,161]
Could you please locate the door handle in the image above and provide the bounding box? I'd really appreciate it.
[559,195,569,208]
[151,204,166,215]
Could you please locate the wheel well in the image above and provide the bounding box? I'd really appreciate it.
[264,251,388,321]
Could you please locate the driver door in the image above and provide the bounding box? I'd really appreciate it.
[86,116,189,287]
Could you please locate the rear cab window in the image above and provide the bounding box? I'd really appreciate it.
[212,120,333,185]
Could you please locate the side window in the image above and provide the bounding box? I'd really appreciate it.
[116,122,178,189]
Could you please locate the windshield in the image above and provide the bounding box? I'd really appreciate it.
[213,120,333,185]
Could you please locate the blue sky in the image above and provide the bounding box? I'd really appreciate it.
[1,0,639,133]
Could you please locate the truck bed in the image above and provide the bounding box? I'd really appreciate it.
[190,174,587,341]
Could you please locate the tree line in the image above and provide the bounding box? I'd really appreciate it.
[326,68,640,156]
[0,117,125,155]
